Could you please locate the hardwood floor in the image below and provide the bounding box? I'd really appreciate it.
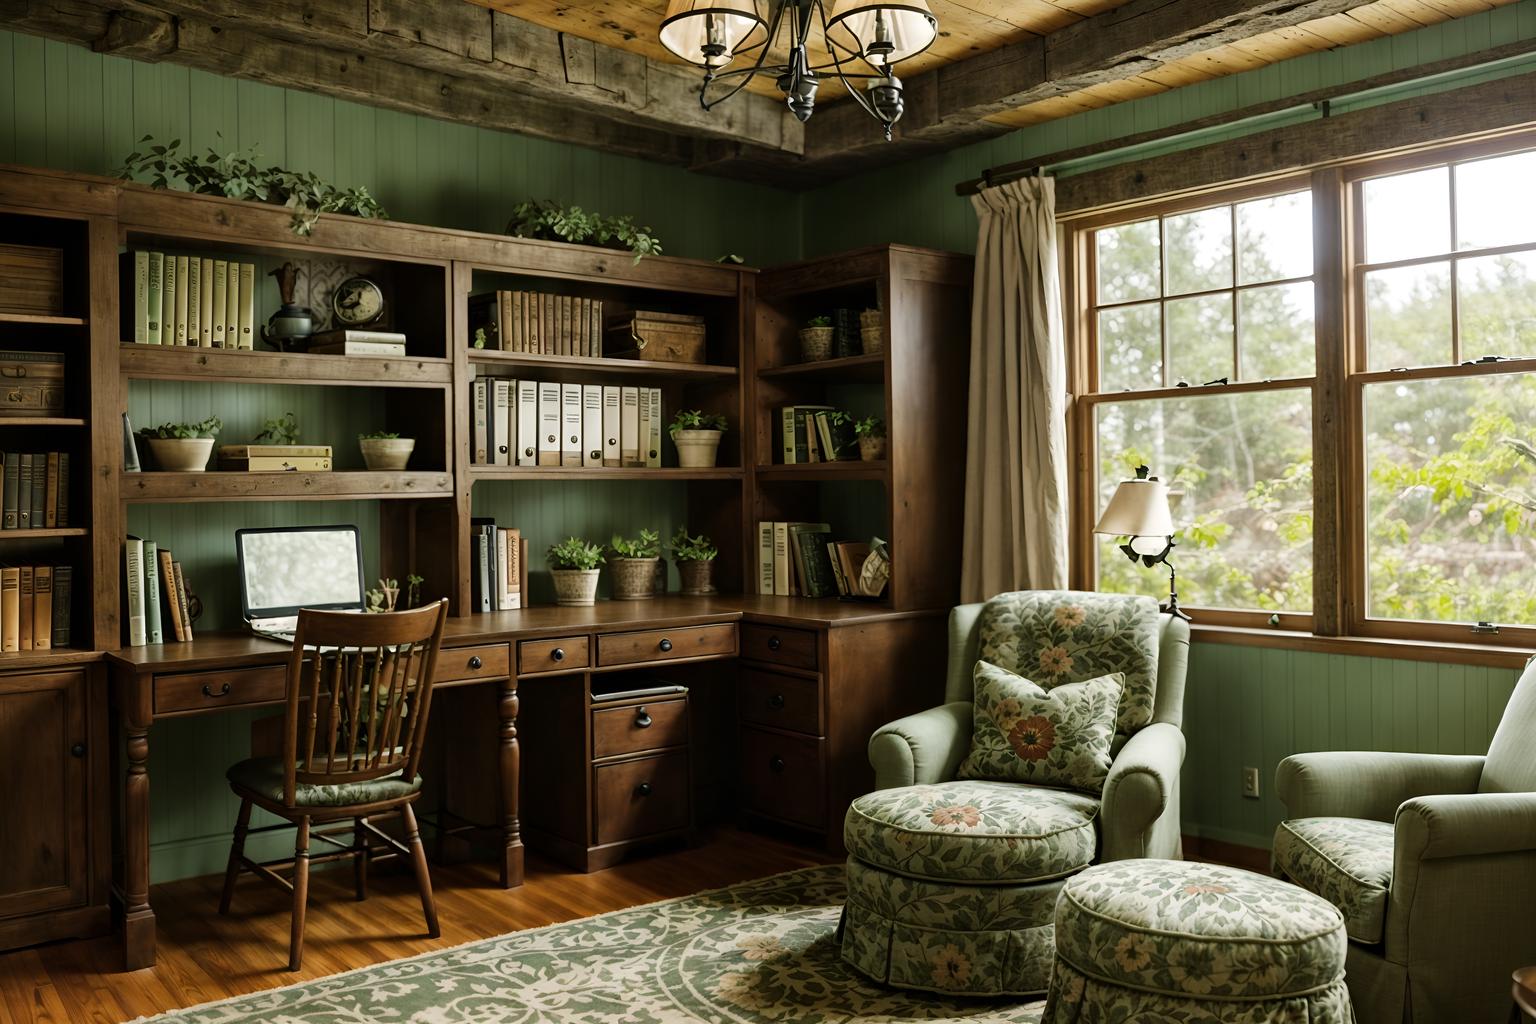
[0,828,834,1024]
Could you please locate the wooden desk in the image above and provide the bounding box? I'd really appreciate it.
[103,596,944,969]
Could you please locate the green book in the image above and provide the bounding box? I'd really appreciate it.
[143,540,163,645]
[1,453,15,529]
[28,452,44,530]
[51,565,70,648]
[789,522,836,598]
[17,454,31,528]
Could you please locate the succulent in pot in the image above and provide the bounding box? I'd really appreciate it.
[854,415,887,462]
[547,536,604,607]
[669,527,719,596]
[669,409,728,469]
[607,529,662,601]
[799,314,834,362]
[141,416,222,471]
[358,430,415,471]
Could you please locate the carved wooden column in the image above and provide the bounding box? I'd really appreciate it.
[113,669,156,969]
[498,675,524,887]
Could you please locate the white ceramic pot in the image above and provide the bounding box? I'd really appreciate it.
[144,437,214,472]
[551,568,601,607]
[672,429,723,468]
[359,437,415,471]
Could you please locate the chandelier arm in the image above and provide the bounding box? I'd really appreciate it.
[699,0,788,110]
[814,0,890,124]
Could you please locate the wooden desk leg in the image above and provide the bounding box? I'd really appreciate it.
[120,686,155,969]
[498,676,524,888]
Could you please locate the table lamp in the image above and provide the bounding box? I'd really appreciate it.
[1094,465,1190,621]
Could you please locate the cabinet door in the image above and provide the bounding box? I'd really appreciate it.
[0,670,89,918]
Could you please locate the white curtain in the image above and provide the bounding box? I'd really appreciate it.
[960,175,1070,603]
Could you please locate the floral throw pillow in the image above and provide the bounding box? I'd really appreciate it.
[957,660,1123,794]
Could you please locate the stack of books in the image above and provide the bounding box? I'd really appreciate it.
[2,451,69,529]
[469,520,524,612]
[307,328,407,356]
[0,563,71,651]
[756,523,884,599]
[122,251,256,349]
[470,379,663,469]
[121,537,196,646]
[217,444,334,472]
[470,290,603,356]
[779,405,857,463]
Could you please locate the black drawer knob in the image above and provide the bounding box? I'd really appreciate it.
[658,638,673,653]
[551,648,565,662]
[770,756,786,773]
[767,635,782,651]
[767,694,786,710]
[635,708,653,728]
[636,782,652,797]
[70,743,85,758]
[202,682,232,698]
[467,655,483,670]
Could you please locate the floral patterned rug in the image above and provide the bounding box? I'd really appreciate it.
[135,865,1047,1023]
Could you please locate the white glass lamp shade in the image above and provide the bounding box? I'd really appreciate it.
[1094,477,1174,540]
[660,0,766,69]
[826,0,938,65]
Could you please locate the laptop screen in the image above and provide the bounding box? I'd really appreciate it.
[235,526,366,622]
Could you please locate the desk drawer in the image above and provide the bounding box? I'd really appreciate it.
[593,752,689,845]
[596,624,736,667]
[740,624,818,670]
[154,666,287,715]
[436,643,510,683]
[593,697,687,759]
[740,727,824,828]
[738,669,822,736]
[519,636,589,674]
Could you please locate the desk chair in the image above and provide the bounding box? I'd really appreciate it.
[218,600,449,971]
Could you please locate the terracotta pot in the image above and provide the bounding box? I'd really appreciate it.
[359,437,415,471]
[858,434,888,461]
[678,559,716,596]
[859,309,885,355]
[672,429,723,468]
[143,437,214,472]
[551,568,600,607]
[799,325,834,362]
[609,556,659,600]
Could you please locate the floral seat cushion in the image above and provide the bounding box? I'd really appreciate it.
[1055,859,1347,1001]
[227,756,422,808]
[1273,816,1395,943]
[844,780,1099,885]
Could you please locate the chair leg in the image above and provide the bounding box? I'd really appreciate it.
[353,816,369,902]
[289,816,311,972]
[218,798,253,915]
[402,803,440,938]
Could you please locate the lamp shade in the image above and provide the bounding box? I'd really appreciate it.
[826,0,937,64]
[659,0,767,68]
[1094,476,1174,538]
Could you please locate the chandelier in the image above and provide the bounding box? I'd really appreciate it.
[658,0,938,140]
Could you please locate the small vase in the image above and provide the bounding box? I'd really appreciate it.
[678,559,716,596]
[143,437,214,472]
[359,437,415,471]
[609,556,659,600]
[799,326,834,362]
[672,429,723,468]
[551,568,600,607]
[858,309,884,355]
[858,435,888,461]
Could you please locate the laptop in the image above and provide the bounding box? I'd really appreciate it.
[235,525,366,642]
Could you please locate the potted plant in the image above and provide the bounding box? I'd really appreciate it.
[359,430,414,470]
[608,529,662,601]
[855,416,888,461]
[859,307,885,355]
[506,200,662,263]
[548,536,604,607]
[799,315,834,362]
[669,527,719,596]
[141,416,221,471]
[670,410,728,469]
[253,412,300,445]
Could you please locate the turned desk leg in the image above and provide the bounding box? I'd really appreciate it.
[498,676,524,888]
[120,689,155,969]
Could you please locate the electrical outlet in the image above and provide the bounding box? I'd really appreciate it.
[1242,766,1261,799]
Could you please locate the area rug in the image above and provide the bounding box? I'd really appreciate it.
[134,865,1046,1023]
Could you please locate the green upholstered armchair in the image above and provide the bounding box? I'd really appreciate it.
[1274,657,1536,1024]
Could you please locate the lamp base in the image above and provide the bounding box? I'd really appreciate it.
[1161,595,1192,622]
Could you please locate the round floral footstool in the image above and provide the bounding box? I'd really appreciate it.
[1043,859,1352,1023]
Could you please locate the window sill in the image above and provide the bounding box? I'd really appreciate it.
[1189,622,1535,669]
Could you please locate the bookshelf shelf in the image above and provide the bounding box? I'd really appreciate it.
[121,471,454,503]
[0,311,87,327]
[470,466,743,482]
[755,461,888,482]
[757,353,885,380]
[0,647,100,669]
[0,416,88,427]
[121,344,453,387]
[0,527,88,539]
[469,349,738,383]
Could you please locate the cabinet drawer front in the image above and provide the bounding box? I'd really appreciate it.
[154,666,287,715]
[738,669,822,736]
[596,623,736,667]
[436,643,510,683]
[740,728,824,829]
[593,698,688,759]
[740,624,818,670]
[519,636,589,674]
[593,752,690,845]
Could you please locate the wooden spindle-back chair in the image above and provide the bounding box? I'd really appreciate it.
[219,600,448,971]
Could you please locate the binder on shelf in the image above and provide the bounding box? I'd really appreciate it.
[210,260,227,348]
[18,567,32,651]
[32,566,51,651]
[172,255,190,345]
[646,388,663,468]
[162,255,179,346]
[515,379,538,466]
[471,378,489,464]
[146,251,164,344]
[492,379,512,465]
[560,383,582,468]
[223,260,239,349]
[126,251,149,344]
[772,522,791,597]
[636,387,652,469]
[536,381,562,466]
[2,453,15,529]
[185,256,201,348]
[620,387,641,467]
[757,522,775,595]
[581,385,603,468]
[0,567,17,653]
[237,262,255,349]
[17,454,30,528]
[124,535,146,647]
[601,386,621,467]
[198,257,214,347]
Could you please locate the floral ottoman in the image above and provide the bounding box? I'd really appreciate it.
[1043,859,1353,1023]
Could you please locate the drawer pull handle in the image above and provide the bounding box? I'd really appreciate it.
[70,743,85,758]
[635,708,653,728]
[202,682,232,698]
[636,782,652,797]
[770,756,786,774]
[467,655,483,670]
[767,635,782,651]
[551,648,565,662]
[767,694,786,710]
[658,638,673,653]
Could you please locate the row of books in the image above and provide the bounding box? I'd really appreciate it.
[755,522,884,599]
[121,536,196,646]
[2,451,69,530]
[471,379,664,468]
[470,520,524,613]
[779,405,858,464]
[0,564,72,651]
[122,251,256,348]
[471,291,604,357]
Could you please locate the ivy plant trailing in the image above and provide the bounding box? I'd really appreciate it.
[117,136,388,236]
[506,200,662,263]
